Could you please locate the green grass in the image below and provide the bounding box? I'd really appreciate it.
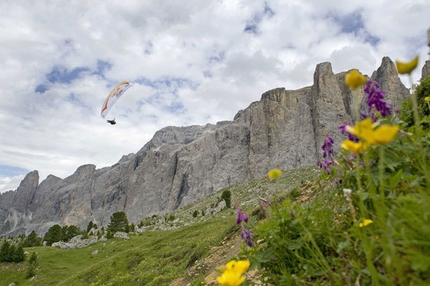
[0,166,317,286]
[1,217,237,286]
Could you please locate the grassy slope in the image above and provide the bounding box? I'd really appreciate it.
[0,166,318,286]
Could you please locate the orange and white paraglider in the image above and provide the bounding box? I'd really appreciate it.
[100,80,131,124]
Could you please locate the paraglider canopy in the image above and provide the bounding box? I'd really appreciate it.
[100,80,131,120]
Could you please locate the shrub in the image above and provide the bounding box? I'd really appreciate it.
[400,75,430,129]
[192,210,198,218]
[221,190,232,208]
[87,221,94,232]
[23,230,42,247]
[0,240,11,262]
[62,225,81,241]
[44,224,62,246]
[26,253,38,279]
[28,252,38,265]
[13,245,25,262]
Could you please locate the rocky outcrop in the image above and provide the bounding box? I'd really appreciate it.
[422,60,430,81]
[370,56,410,111]
[113,232,129,240]
[0,57,422,237]
[51,234,98,249]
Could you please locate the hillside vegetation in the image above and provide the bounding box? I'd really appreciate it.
[0,166,318,286]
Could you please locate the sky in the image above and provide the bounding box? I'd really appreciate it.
[1,0,429,193]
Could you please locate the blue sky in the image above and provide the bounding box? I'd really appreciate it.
[0,0,429,193]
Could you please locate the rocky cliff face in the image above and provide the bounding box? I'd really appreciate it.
[421,60,430,81]
[0,57,420,236]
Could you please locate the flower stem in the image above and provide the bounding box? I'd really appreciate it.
[408,74,430,187]
[352,89,361,123]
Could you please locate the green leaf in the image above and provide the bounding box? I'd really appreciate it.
[388,169,403,190]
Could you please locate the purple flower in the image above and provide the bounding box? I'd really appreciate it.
[321,135,334,159]
[259,198,271,208]
[339,122,359,142]
[259,198,271,218]
[318,159,333,175]
[240,225,255,247]
[235,207,248,224]
[364,80,392,118]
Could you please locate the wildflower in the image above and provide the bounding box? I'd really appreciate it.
[364,80,393,118]
[343,188,352,201]
[259,198,271,208]
[339,122,359,142]
[425,96,430,102]
[318,159,333,174]
[345,69,367,90]
[365,124,399,145]
[341,140,369,154]
[267,168,282,179]
[240,225,255,247]
[359,219,373,227]
[318,135,335,174]
[345,118,399,146]
[343,188,352,195]
[223,259,251,274]
[258,198,271,219]
[235,206,248,224]
[395,56,419,74]
[322,135,334,158]
[217,270,245,286]
[217,260,250,286]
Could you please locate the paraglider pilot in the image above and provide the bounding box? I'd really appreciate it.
[107,119,116,125]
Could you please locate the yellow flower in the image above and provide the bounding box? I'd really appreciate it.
[345,118,374,138]
[345,69,367,90]
[267,168,282,179]
[395,56,419,74]
[345,118,399,145]
[425,96,430,102]
[217,270,246,286]
[217,260,250,286]
[341,140,369,154]
[228,260,250,273]
[367,125,400,145]
[359,219,373,227]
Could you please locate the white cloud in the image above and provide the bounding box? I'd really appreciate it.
[0,175,25,193]
[1,0,429,193]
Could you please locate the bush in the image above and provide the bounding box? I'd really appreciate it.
[29,252,38,265]
[44,224,62,246]
[221,190,232,208]
[87,221,94,232]
[13,245,25,262]
[23,231,42,247]
[0,240,11,262]
[0,241,25,263]
[400,75,430,129]
[192,210,198,218]
[62,225,81,241]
